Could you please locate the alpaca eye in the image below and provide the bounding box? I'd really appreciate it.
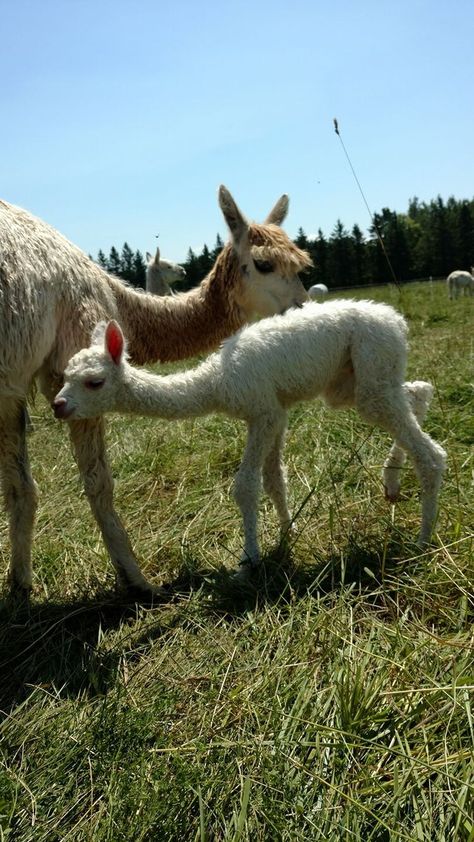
[253,259,274,274]
[85,378,105,390]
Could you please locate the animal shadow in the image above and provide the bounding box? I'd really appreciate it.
[181,534,413,618]
[0,588,178,714]
[0,536,413,713]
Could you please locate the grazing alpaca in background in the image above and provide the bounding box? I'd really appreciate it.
[0,186,311,596]
[308,283,328,299]
[55,303,446,570]
[447,268,474,299]
[145,247,186,295]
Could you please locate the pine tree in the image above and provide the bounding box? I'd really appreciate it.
[430,197,455,276]
[351,224,367,285]
[328,220,355,287]
[211,233,224,262]
[133,250,147,289]
[198,244,213,278]
[455,201,474,269]
[97,249,108,270]
[183,248,201,288]
[310,229,328,287]
[295,227,309,250]
[120,243,135,283]
[108,246,121,277]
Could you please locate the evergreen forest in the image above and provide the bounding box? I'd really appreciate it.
[94,194,474,291]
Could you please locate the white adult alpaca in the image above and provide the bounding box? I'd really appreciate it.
[446,268,474,300]
[55,302,446,569]
[308,283,328,299]
[0,186,311,596]
[145,247,186,295]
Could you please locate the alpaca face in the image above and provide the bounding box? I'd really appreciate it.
[237,252,308,317]
[53,322,126,420]
[53,350,119,419]
[218,186,311,317]
[145,248,186,295]
[158,259,186,285]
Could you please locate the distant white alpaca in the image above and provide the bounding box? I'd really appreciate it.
[308,283,328,299]
[55,301,446,569]
[447,268,474,300]
[145,247,186,295]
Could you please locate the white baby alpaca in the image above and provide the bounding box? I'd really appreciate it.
[55,301,446,569]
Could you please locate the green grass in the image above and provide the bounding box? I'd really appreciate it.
[0,280,473,841]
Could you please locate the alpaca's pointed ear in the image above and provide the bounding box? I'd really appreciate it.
[90,321,107,346]
[218,185,247,242]
[265,194,289,226]
[105,320,125,365]
[146,252,152,262]
[154,246,161,264]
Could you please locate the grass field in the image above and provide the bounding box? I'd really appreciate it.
[0,280,473,841]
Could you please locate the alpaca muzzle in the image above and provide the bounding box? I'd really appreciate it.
[52,397,74,420]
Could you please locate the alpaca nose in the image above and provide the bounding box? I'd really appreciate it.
[52,397,70,419]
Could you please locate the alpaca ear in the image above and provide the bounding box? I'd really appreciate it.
[218,185,247,242]
[265,194,289,226]
[154,246,161,264]
[90,321,107,346]
[105,320,125,365]
[146,252,152,262]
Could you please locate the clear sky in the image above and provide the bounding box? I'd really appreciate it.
[2,0,473,263]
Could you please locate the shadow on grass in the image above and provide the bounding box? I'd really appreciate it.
[0,535,416,714]
[198,534,414,619]
[0,587,182,714]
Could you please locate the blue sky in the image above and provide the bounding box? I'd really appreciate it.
[2,0,473,263]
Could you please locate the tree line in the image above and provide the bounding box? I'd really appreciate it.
[95,244,148,288]
[94,194,474,291]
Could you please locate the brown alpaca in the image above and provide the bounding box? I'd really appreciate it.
[0,185,311,597]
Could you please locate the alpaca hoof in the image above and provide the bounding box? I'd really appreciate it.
[114,573,163,604]
[232,563,259,583]
[239,550,261,568]
[383,484,401,503]
[232,551,261,580]
[5,580,32,614]
[123,583,164,604]
[232,565,253,582]
[416,534,432,551]
[9,578,32,599]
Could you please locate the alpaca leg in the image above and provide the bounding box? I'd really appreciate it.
[68,418,154,593]
[383,381,433,502]
[233,415,280,567]
[0,401,38,592]
[262,418,292,537]
[358,388,446,546]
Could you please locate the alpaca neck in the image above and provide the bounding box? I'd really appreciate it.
[118,361,218,420]
[108,246,244,365]
[146,273,170,296]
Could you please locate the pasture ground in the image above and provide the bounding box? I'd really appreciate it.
[0,281,473,840]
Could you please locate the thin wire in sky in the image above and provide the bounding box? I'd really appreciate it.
[333,118,400,289]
